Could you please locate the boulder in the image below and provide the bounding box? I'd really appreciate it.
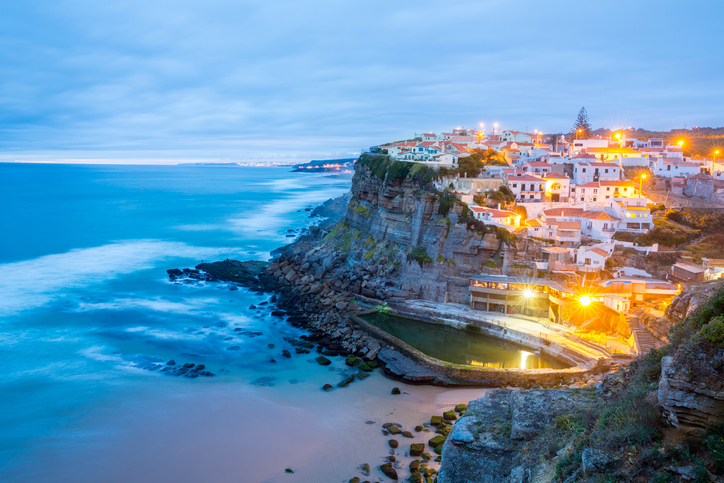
[322,384,333,391]
[658,355,724,436]
[391,387,401,395]
[387,425,402,435]
[388,439,399,448]
[581,448,618,475]
[380,463,398,480]
[410,443,425,457]
[315,356,332,366]
[428,435,446,448]
[442,410,457,421]
[430,416,442,426]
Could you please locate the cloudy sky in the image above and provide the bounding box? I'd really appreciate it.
[0,0,722,163]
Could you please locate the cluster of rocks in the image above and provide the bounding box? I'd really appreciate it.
[349,406,469,483]
[160,360,214,378]
[167,259,268,290]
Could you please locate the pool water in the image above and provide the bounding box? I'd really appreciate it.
[362,312,570,369]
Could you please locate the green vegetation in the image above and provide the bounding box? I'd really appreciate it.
[374,304,392,314]
[465,323,482,333]
[436,217,452,238]
[571,107,592,139]
[354,205,370,216]
[437,189,458,216]
[487,185,515,205]
[555,286,724,481]
[357,153,436,186]
[483,260,498,268]
[436,255,456,267]
[407,246,433,269]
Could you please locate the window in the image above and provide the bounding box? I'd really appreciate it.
[580,197,585,201]
[606,187,610,191]
[530,195,534,199]
[585,258,592,265]
[512,183,517,188]
[593,197,597,201]
[593,189,598,194]
[605,169,609,173]
[582,168,587,173]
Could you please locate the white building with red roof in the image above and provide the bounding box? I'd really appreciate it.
[573,161,621,184]
[651,157,701,178]
[573,180,636,202]
[505,174,545,202]
[540,173,571,202]
[499,130,536,143]
[469,206,521,231]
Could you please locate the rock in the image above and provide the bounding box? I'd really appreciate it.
[409,460,420,472]
[391,387,401,395]
[315,356,332,366]
[285,468,293,473]
[387,425,402,435]
[428,435,446,448]
[389,439,399,448]
[430,416,442,426]
[581,448,618,474]
[357,373,370,380]
[338,376,356,387]
[410,443,425,457]
[402,431,414,438]
[414,425,423,432]
[658,355,724,436]
[281,350,291,358]
[323,384,333,391]
[345,356,362,367]
[349,478,360,483]
[166,360,176,365]
[442,410,457,421]
[380,463,398,480]
[455,403,467,413]
[358,463,370,476]
[421,453,431,462]
[407,473,423,483]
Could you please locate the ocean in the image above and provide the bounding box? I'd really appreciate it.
[0,163,487,482]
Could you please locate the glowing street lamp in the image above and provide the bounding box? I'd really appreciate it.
[637,174,647,198]
[578,295,592,306]
[494,123,499,135]
[678,140,684,147]
[523,289,534,298]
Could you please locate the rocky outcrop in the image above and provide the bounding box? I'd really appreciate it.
[665,281,723,324]
[167,260,267,289]
[437,390,582,483]
[658,354,724,436]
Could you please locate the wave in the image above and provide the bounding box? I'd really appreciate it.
[0,240,235,317]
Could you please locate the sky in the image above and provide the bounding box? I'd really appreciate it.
[0,0,723,164]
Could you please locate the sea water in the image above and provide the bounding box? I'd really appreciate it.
[0,164,490,483]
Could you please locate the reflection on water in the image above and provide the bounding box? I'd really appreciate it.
[362,312,570,369]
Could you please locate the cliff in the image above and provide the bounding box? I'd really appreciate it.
[327,154,510,304]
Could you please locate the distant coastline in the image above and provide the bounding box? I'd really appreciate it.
[291,158,356,172]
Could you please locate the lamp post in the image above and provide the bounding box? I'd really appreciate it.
[576,128,582,140]
[637,174,646,198]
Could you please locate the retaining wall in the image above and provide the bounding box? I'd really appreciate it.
[349,310,606,387]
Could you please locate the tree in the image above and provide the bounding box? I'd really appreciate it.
[571,107,592,139]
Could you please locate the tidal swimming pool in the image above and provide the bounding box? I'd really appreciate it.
[361,312,570,369]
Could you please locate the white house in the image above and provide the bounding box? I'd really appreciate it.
[541,208,621,241]
[506,174,545,202]
[651,158,701,178]
[469,206,521,231]
[573,162,621,184]
[540,173,571,202]
[573,180,636,202]
[570,139,609,156]
[606,198,652,233]
[523,161,552,175]
[500,130,535,143]
[576,245,610,271]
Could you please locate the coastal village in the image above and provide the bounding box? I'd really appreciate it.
[359,123,724,359]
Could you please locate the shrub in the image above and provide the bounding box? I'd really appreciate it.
[407,246,433,269]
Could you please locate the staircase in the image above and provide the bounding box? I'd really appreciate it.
[629,315,662,355]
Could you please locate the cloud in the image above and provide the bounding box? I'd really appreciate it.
[0,0,722,162]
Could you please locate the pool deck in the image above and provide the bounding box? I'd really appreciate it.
[390,300,616,367]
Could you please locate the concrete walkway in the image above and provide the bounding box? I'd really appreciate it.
[399,300,613,363]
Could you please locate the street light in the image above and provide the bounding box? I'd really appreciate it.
[577,128,582,140]
[578,295,592,306]
[637,174,646,198]
[678,140,684,147]
[523,289,534,298]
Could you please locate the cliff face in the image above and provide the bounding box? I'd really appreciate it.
[339,157,503,303]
